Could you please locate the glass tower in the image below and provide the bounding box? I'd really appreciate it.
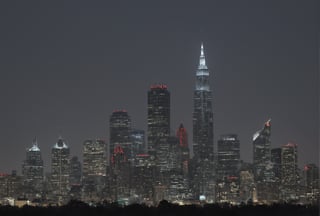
[252,119,272,181]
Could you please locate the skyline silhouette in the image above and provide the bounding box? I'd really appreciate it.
[0,1,318,173]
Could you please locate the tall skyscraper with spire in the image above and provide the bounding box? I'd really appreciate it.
[192,43,215,202]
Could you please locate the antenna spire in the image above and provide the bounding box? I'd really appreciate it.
[198,42,207,69]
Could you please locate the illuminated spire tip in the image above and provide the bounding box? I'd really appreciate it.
[198,43,207,69]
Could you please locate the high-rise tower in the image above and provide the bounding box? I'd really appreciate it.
[147,84,170,158]
[252,119,272,181]
[110,110,132,160]
[22,137,44,199]
[253,119,278,203]
[281,142,299,201]
[82,139,107,201]
[131,129,146,156]
[83,139,107,177]
[192,43,215,202]
[217,134,240,178]
[50,136,70,204]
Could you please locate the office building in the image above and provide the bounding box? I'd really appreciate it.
[147,84,170,160]
[22,138,44,199]
[217,134,240,179]
[50,136,70,204]
[110,110,132,160]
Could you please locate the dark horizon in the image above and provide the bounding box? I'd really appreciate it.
[0,1,318,173]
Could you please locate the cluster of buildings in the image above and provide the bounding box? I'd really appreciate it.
[0,44,318,206]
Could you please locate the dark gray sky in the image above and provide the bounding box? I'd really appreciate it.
[0,1,318,173]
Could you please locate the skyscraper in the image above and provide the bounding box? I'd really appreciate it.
[271,148,282,182]
[83,139,107,177]
[69,156,82,186]
[110,110,132,160]
[147,84,170,158]
[303,163,319,190]
[110,145,131,201]
[50,136,70,204]
[303,163,319,203]
[69,156,82,200]
[252,119,272,181]
[82,139,107,201]
[192,43,215,202]
[252,119,277,203]
[281,142,299,201]
[217,134,240,179]
[22,137,44,199]
[131,129,146,157]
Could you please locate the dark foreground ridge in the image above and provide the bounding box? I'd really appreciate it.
[0,200,318,216]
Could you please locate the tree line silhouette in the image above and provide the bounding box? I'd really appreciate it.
[0,200,318,216]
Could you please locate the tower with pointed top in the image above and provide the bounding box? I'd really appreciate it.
[192,43,215,202]
[50,136,70,204]
[252,119,272,181]
[22,137,44,199]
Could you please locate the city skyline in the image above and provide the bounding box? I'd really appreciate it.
[0,1,318,173]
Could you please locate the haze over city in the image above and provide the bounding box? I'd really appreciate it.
[0,0,318,174]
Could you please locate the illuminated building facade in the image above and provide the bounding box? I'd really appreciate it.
[0,171,23,200]
[110,145,131,201]
[147,84,170,161]
[192,43,215,202]
[252,119,273,181]
[217,134,240,179]
[131,129,146,157]
[83,139,107,177]
[82,139,107,201]
[281,142,299,201]
[216,176,240,204]
[50,136,70,204]
[271,148,282,182]
[110,110,132,160]
[252,119,277,203]
[239,170,256,203]
[303,163,319,203]
[22,138,44,199]
[131,154,156,203]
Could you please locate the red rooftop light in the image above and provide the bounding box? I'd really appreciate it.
[227,176,238,180]
[265,119,271,127]
[284,142,297,147]
[113,109,128,113]
[150,84,168,90]
[136,154,149,157]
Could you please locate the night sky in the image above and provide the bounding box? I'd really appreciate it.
[0,1,318,173]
